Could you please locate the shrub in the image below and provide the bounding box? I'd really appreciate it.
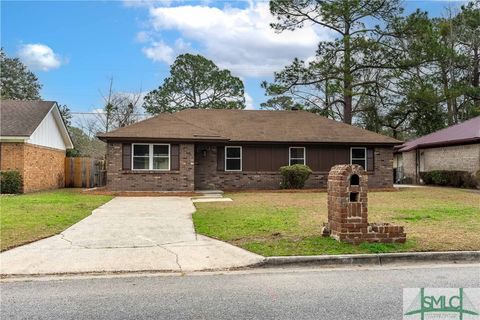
[419,170,477,189]
[0,171,23,194]
[475,170,480,187]
[463,173,478,189]
[279,164,312,189]
[66,148,80,157]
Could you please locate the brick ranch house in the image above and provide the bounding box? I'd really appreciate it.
[98,109,401,191]
[394,116,480,184]
[0,100,73,193]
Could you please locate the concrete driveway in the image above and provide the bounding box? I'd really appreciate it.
[0,197,263,276]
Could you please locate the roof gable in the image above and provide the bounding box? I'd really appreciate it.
[0,100,55,137]
[0,100,73,149]
[98,109,401,145]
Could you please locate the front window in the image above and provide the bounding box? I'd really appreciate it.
[133,144,150,170]
[153,145,169,170]
[225,146,242,171]
[351,147,366,169]
[289,147,305,165]
[132,144,170,170]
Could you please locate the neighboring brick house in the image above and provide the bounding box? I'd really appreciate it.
[97,109,401,191]
[394,116,480,183]
[0,100,74,193]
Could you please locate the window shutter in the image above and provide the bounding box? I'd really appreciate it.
[122,143,131,170]
[367,148,374,171]
[217,146,224,171]
[171,144,180,170]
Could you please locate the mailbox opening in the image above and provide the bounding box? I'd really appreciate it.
[350,174,359,186]
[349,192,359,202]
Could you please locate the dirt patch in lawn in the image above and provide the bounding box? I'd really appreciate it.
[193,187,479,256]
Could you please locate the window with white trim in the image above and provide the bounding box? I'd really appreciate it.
[225,146,242,171]
[132,144,170,170]
[289,147,305,165]
[350,147,366,169]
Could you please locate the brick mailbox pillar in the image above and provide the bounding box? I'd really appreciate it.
[323,164,406,244]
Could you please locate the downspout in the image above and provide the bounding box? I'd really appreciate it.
[415,149,419,184]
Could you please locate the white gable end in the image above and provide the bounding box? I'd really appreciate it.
[28,109,68,150]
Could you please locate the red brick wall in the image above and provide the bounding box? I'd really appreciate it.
[368,147,395,188]
[105,142,195,191]
[0,142,65,193]
[0,143,25,172]
[23,144,65,193]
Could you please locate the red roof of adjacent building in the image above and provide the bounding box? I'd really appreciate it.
[397,116,480,152]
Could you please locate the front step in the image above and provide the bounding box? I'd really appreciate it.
[193,190,225,199]
[195,190,224,195]
[192,198,233,203]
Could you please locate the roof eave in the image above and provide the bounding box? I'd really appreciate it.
[51,103,74,149]
[97,136,230,143]
[227,140,400,145]
[398,137,480,152]
[0,136,29,142]
[98,136,400,145]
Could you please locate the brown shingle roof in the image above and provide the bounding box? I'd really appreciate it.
[397,116,480,152]
[98,112,227,141]
[98,109,401,144]
[0,100,56,136]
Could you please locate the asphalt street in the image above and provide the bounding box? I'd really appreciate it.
[1,264,479,320]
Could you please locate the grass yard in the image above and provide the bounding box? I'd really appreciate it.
[193,188,480,256]
[0,189,113,251]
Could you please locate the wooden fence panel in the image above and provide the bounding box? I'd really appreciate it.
[65,157,106,188]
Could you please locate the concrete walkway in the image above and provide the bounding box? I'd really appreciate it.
[0,197,263,276]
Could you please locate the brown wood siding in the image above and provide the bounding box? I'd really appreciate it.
[306,146,350,172]
[271,146,289,170]
[216,145,379,172]
[217,145,354,172]
[122,143,131,170]
[367,148,374,171]
[257,147,273,171]
[170,144,180,170]
[217,146,224,171]
[306,146,319,170]
[240,145,289,172]
[243,146,256,171]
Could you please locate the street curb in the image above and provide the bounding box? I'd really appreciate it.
[2,252,478,280]
[263,251,480,267]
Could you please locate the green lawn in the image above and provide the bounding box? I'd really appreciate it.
[0,189,113,251]
[193,188,480,256]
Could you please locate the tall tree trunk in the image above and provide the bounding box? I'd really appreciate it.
[392,128,398,139]
[343,87,353,124]
[441,67,454,126]
[448,37,458,124]
[472,45,480,109]
[343,24,353,124]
